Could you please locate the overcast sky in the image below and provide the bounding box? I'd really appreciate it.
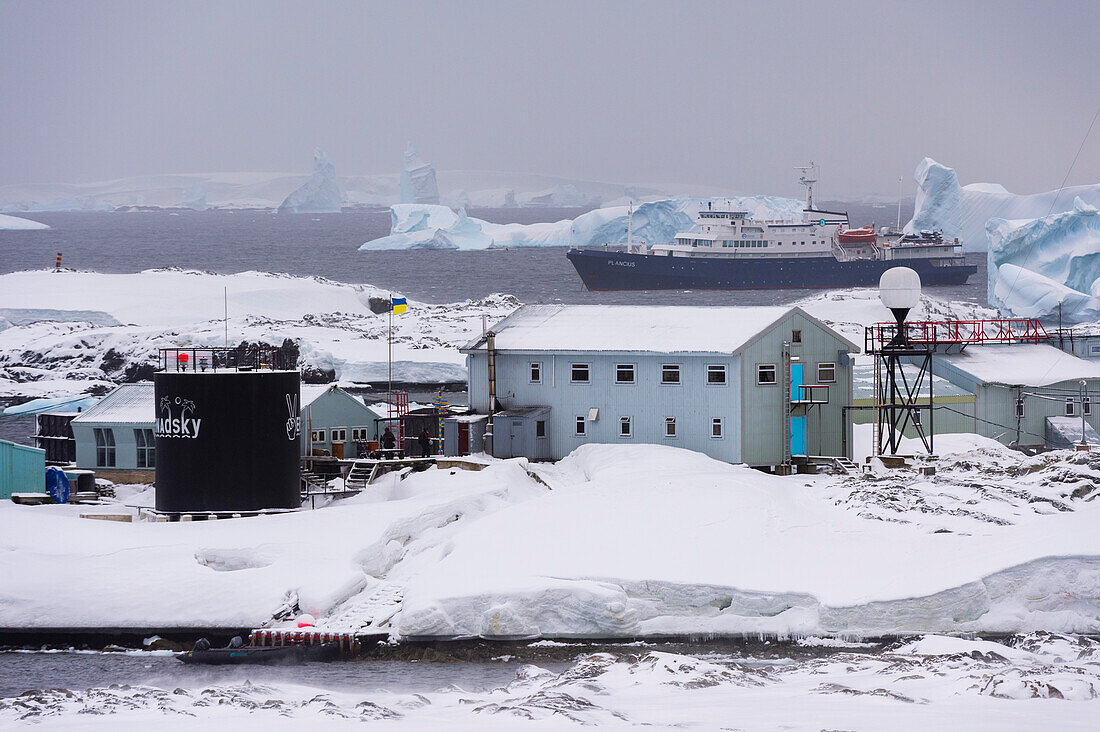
[1,0,1097,198]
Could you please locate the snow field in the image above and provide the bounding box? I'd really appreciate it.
[4,440,1100,639]
[0,269,519,395]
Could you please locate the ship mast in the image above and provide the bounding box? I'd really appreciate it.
[794,162,818,210]
[627,200,634,244]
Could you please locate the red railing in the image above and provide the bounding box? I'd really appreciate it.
[866,318,1047,352]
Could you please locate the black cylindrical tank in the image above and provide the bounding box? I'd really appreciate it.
[154,370,301,513]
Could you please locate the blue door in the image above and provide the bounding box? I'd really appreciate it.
[790,363,806,456]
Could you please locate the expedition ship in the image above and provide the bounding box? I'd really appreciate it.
[566,166,977,291]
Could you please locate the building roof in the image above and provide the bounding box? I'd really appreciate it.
[463,305,860,355]
[72,384,154,425]
[938,344,1100,387]
[301,384,337,407]
[852,362,973,400]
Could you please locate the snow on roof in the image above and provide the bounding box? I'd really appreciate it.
[465,304,858,354]
[939,344,1100,387]
[301,384,338,407]
[72,384,154,425]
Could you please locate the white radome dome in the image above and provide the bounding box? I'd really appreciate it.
[879,267,922,311]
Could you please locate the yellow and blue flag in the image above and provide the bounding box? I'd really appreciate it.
[391,297,408,315]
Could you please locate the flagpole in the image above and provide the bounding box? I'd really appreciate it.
[388,294,393,399]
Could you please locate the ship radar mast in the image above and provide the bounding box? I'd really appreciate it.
[794,162,818,210]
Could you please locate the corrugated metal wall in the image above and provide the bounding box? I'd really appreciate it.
[738,312,854,464]
[471,351,743,462]
[0,439,46,498]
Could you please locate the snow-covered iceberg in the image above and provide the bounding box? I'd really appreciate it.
[0,213,49,230]
[907,157,1100,251]
[277,148,343,213]
[988,197,1100,323]
[359,196,806,251]
[399,143,440,205]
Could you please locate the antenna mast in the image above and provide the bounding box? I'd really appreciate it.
[897,176,903,231]
[794,162,818,210]
[627,200,634,244]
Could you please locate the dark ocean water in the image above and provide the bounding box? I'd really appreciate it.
[0,205,986,306]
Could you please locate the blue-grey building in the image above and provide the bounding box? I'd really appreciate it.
[301,384,379,459]
[461,305,860,465]
[71,384,157,483]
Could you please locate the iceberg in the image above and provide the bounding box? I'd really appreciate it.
[359,195,806,251]
[277,148,343,213]
[399,143,440,205]
[907,158,1100,251]
[0,213,49,230]
[988,198,1100,323]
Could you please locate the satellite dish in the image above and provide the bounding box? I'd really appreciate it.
[879,267,921,325]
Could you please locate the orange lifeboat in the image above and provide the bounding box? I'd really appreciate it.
[837,226,877,245]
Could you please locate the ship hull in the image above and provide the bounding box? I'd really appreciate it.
[566,249,977,291]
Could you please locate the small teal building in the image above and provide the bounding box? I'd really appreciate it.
[301,384,379,459]
[0,439,46,498]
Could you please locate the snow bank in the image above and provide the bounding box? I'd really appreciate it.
[395,444,1100,638]
[359,196,806,250]
[0,213,49,230]
[277,148,343,213]
[988,197,1100,322]
[0,269,517,396]
[907,157,1100,251]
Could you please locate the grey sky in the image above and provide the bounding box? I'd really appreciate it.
[1,0,1097,198]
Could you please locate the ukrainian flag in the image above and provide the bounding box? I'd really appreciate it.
[391,297,408,315]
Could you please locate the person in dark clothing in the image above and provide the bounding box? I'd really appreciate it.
[418,428,432,457]
[381,427,397,454]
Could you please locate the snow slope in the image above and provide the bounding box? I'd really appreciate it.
[907,157,1100,251]
[359,196,807,250]
[988,197,1100,322]
[4,441,1100,638]
[0,213,49,230]
[0,269,518,396]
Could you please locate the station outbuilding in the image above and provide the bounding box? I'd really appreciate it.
[71,384,157,484]
[461,304,860,466]
[928,343,1100,449]
[301,384,379,459]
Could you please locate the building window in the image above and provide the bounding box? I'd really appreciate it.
[536,420,546,438]
[134,428,155,468]
[1085,397,1092,416]
[1090,344,1100,357]
[1066,398,1076,417]
[312,429,326,443]
[757,364,777,385]
[575,416,586,436]
[94,428,115,468]
[817,363,836,383]
[619,416,632,437]
[792,330,802,344]
[912,409,922,427]
[711,418,724,438]
[615,363,636,384]
[331,428,347,442]
[352,427,369,441]
[661,364,681,385]
[571,363,590,383]
[530,362,542,383]
[706,364,727,385]
[664,417,677,437]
